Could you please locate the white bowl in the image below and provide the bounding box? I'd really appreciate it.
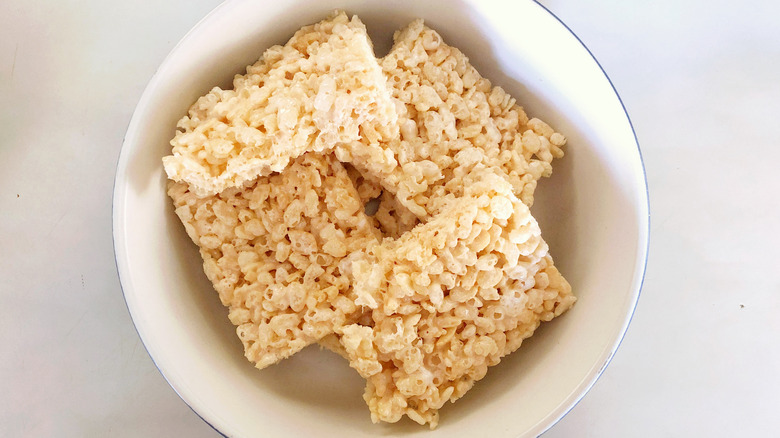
[113,0,649,436]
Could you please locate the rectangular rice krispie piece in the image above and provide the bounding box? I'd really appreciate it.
[335,169,575,427]
[337,19,566,219]
[163,11,398,197]
[168,153,379,368]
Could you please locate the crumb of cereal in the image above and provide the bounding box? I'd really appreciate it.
[163,11,398,197]
[168,153,379,368]
[336,168,575,427]
[340,19,567,219]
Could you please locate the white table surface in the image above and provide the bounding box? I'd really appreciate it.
[2,0,779,436]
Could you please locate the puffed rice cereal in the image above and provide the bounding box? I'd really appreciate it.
[163,11,398,197]
[336,19,566,219]
[168,153,378,368]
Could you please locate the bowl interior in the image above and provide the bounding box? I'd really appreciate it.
[114,0,648,436]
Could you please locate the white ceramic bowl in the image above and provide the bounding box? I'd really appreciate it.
[113,1,649,436]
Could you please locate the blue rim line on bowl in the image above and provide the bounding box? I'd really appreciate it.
[525,1,650,436]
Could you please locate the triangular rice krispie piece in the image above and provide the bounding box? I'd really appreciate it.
[335,169,575,427]
[169,153,379,368]
[163,11,398,197]
[337,19,566,218]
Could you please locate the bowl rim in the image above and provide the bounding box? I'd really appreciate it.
[112,1,650,436]
[530,1,650,434]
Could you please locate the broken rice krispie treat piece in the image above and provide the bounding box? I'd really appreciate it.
[163,11,398,197]
[337,169,575,427]
[169,153,379,368]
[337,19,566,219]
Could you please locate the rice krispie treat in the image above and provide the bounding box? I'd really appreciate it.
[163,11,398,197]
[168,153,379,368]
[337,19,566,219]
[336,169,575,427]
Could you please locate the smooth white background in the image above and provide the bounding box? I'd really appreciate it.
[1,0,778,436]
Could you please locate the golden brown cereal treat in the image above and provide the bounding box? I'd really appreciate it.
[163,11,398,197]
[168,153,379,369]
[337,170,575,427]
[351,259,573,428]
[339,19,566,219]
